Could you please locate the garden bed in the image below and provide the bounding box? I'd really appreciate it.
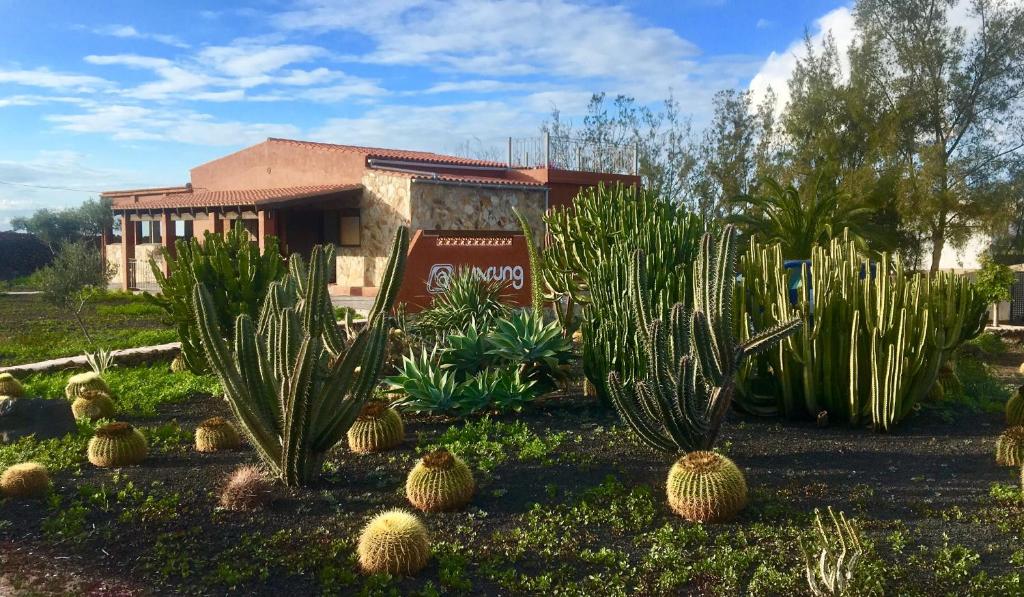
[1,355,1022,596]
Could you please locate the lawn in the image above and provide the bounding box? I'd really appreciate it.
[1,344,1022,596]
[0,292,176,366]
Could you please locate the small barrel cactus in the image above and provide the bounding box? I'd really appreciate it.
[666,451,748,523]
[170,354,188,373]
[65,372,110,400]
[220,465,275,511]
[347,402,404,454]
[996,426,1024,467]
[357,509,430,575]
[0,462,50,498]
[195,417,242,452]
[1007,386,1024,427]
[0,372,25,397]
[406,449,475,512]
[71,390,116,421]
[88,422,148,467]
[1018,362,1024,375]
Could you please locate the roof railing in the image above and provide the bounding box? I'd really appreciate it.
[506,133,638,175]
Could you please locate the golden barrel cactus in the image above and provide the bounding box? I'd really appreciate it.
[347,402,404,454]
[71,390,115,421]
[996,426,1024,467]
[0,462,50,498]
[65,372,110,400]
[170,354,188,373]
[195,417,242,452]
[357,509,430,575]
[406,449,475,512]
[88,422,148,467]
[1007,386,1024,427]
[0,372,25,397]
[219,465,275,511]
[666,451,748,523]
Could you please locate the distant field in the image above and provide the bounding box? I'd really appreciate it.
[0,292,176,366]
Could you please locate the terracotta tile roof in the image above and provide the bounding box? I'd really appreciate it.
[411,172,546,188]
[109,184,361,210]
[267,137,505,168]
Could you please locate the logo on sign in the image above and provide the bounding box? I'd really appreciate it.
[426,263,525,293]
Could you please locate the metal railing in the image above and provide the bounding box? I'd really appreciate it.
[506,133,638,175]
[125,258,160,292]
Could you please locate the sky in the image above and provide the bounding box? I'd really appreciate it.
[0,0,854,230]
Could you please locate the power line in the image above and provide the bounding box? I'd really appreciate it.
[0,179,106,193]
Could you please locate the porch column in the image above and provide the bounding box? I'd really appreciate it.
[258,209,278,253]
[120,212,135,291]
[161,211,175,277]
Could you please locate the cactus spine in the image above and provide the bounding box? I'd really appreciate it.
[88,422,148,467]
[1007,386,1024,427]
[0,462,50,498]
[0,372,25,397]
[666,451,747,522]
[347,402,404,454]
[194,228,408,486]
[219,465,275,511]
[607,226,801,452]
[996,426,1024,467]
[71,390,115,420]
[357,509,430,575]
[65,372,110,399]
[195,416,242,452]
[406,449,475,512]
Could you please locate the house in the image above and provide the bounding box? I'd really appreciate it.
[101,137,638,296]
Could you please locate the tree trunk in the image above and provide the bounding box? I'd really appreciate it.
[929,226,945,273]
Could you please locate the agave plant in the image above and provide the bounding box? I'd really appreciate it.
[415,269,511,337]
[487,310,572,394]
[194,228,407,486]
[460,367,538,413]
[440,320,494,381]
[387,349,470,415]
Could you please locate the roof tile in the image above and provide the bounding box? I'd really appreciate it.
[109,184,361,210]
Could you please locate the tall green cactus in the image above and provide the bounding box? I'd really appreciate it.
[607,226,801,452]
[194,228,408,486]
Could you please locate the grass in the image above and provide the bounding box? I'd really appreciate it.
[0,291,176,365]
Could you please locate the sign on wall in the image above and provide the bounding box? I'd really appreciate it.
[395,230,532,312]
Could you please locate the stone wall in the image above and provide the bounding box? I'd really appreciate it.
[337,171,412,287]
[409,181,547,246]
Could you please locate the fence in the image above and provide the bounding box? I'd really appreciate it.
[505,133,638,175]
[125,258,160,292]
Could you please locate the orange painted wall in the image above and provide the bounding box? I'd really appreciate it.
[513,168,640,210]
[190,140,367,191]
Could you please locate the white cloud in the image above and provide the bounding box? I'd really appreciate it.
[0,95,92,108]
[0,68,109,92]
[197,44,326,78]
[92,24,190,49]
[756,18,774,29]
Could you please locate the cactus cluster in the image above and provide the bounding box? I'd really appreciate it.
[194,228,407,486]
[71,389,115,421]
[347,402,404,454]
[996,426,1024,467]
[800,507,863,596]
[65,372,110,400]
[0,372,25,397]
[666,451,748,523]
[219,465,275,511]
[1007,386,1024,427]
[195,417,242,452]
[357,509,430,575]
[88,422,148,467]
[0,462,50,498]
[406,449,475,512]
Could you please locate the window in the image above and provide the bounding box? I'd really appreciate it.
[340,210,361,247]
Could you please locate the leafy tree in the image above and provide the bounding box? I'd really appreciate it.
[11,197,114,252]
[35,241,116,348]
[974,254,1015,304]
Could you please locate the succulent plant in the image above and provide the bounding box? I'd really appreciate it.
[1018,362,1024,375]
[195,416,242,452]
[996,426,1024,467]
[1007,386,1024,427]
[219,465,275,511]
[65,372,110,400]
[800,507,863,597]
[0,462,50,498]
[347,401,405,454]
[666,451,748,523]
[70,390,115,421]
[88,422,148,467]
[170,353,188,373]
[406,449,475,512]
[0,372,25,397]
[357,509,430,575]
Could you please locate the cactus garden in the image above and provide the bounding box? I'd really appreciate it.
[2,189,1024,596]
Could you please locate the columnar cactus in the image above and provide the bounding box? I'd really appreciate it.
[71,390,115,421]
[0,462,50,498]
[88,422,148,467]
[800,507,863,596]
[666,451,748,522]
[347,401,404,454]
[193,228,408,486]
[219,465,275,511]
[996,426,1024,467]
[1007,386,1024,427]
[406,449,475,512]
[607,226,801,452]
[357,509,430,575]
[0,372,25,397]
[65,372,110,400]
[195,417,242,452]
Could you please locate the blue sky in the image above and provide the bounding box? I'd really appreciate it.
[0,0,852,229]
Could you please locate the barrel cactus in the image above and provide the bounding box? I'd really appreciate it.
[357,509,430,575]
[88,422,148,467]
[219,465,275,511]
[666,451,748,523]
[1007,386,1024,427]
[347,402,405,454]
[71,390,115,421]
[170,354,188,373]
[406,449,475,512]
[996,426,1024,467]
[65,372,110,400]
[0,372,25,397]
[0,462,50,498]
[195,416,242,452]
